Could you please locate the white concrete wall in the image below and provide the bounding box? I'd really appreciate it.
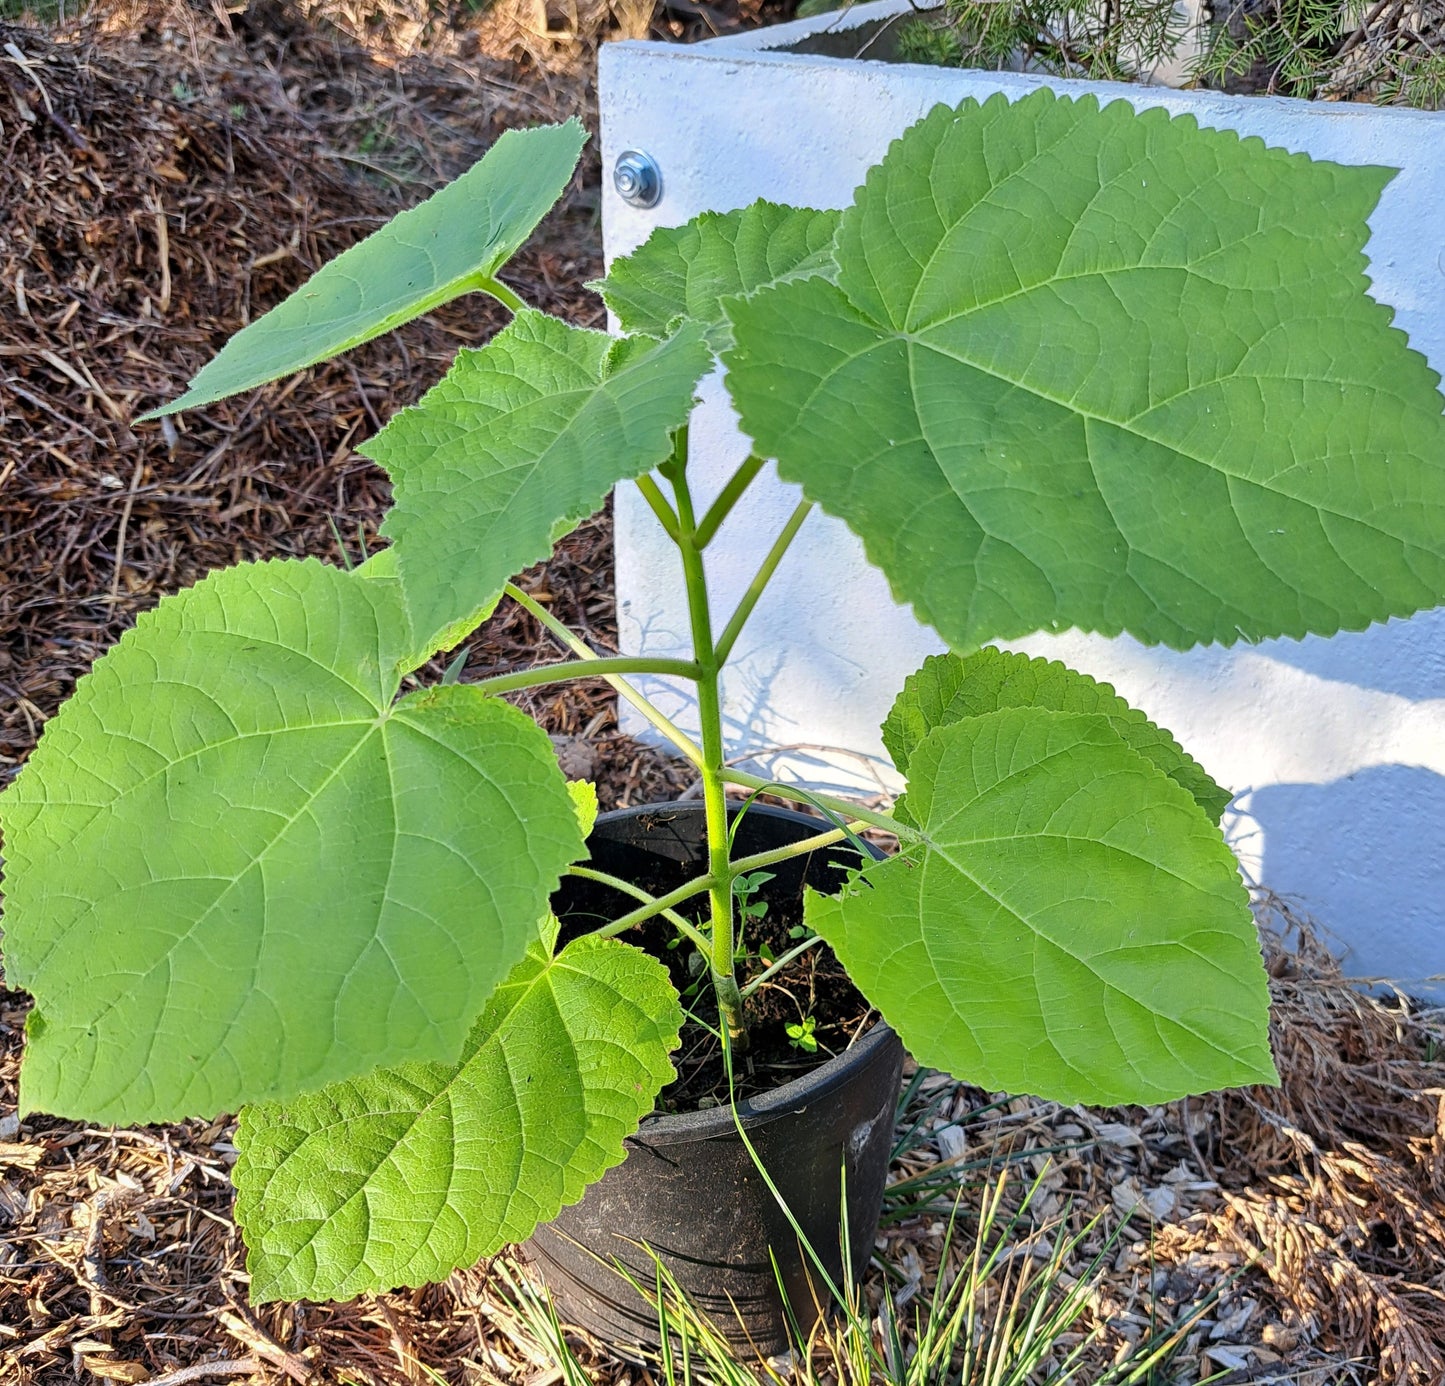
[598,2,1445,996]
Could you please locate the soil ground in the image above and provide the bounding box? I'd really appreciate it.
[1,6,1444,1383]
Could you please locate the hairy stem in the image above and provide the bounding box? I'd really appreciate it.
[477,276,529,314]
[740,934,824,999]
[503,583,705,767]
[713,499,813,666]
[589,872,719,939]
[466,655,700,697]
[694,453,765,548]
[728,822,873,877]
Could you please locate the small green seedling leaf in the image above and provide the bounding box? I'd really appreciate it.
[884,648,1231,821]
[786,1015,819,1054]
[234,933,681,1303]
[598,200,840,349]
[726,92,1445,650]
[0,558,583,1123]
[365,310,710,654]
[144,120,587,418]
[808,707,1277,1105]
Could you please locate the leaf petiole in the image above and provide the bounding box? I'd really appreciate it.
[635,474,681,542]
[466,655,701,697]
[713,498,813,665]
[565,865,711,952]
[695,453,765,548]
[740,934,824,998]
[720,768,913,838]
[728,822,873,877]
[476,275,530,314]
[504,583,705,768]
[590,871,720,941]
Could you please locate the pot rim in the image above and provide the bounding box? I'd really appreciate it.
[578,799,899,1150]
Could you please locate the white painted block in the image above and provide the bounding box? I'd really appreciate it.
[598,2,1445,994]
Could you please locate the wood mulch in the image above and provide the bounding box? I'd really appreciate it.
[2,6,1444,1385]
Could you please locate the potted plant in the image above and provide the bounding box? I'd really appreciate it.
[596,10,1445,993]
[3,94,1444,1347]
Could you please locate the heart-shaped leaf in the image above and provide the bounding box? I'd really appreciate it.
[725,92,1445,650]
[598,200,839,349]
[0,559,583,1123]
[883,648,1230,821]
[808,707,1276,1105]
[365,310,709,653]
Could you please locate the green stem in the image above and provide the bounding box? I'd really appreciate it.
[712,499,813,666]
[729,822,872,877]
[740,935,824,999]
[694,454,765,548]
[590,872,718,939]
[635,474,681,543]
[503,583,705,768]
[720,768,914,838]
[670,440,750,1050]
[477,276,528,313]
[566,866,711,952]
[467,655,700,697]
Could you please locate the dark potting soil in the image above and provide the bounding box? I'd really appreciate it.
[554,827,876,1111]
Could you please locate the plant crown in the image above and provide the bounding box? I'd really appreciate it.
[3,94,1445,1304]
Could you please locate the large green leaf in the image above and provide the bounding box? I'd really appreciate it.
[234,932,681,1302]
[597,200,839,349]
[883,648,1230,822]
[725,92,1445,651]
[364,310,710,653]
[144,121,587,418]
[0,559,583,1124]
[807,707,1276,1105]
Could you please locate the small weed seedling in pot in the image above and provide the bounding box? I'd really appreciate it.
[3,93,1444,1305]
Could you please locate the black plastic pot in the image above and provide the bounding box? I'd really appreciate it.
[524,803,904,1354]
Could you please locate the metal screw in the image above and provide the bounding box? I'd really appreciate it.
[614,150,662,209]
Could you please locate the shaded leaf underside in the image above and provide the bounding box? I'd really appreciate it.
[883,647,1231,821]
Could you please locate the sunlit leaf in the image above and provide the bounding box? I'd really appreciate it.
[0,559,583,1123]
[883,648,1230,821]
[808,707,1276,1105]
[726,92,1445,650]
[145,121,587,417]
[235,934,681,1302]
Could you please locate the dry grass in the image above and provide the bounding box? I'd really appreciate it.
[3,909,1442,1384]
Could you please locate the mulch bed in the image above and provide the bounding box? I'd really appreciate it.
[2,7,1445,1386]
[0,0,691,807]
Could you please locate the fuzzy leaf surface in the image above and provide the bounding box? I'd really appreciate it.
[0,559,583,1123]
[365,310,709,652]
[808,708,1275,1105]
[598,200,839,348]
[234,933,681,1302]
[725,92,1445,650]
[883,648,1230,821]
[147,121,586,417]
